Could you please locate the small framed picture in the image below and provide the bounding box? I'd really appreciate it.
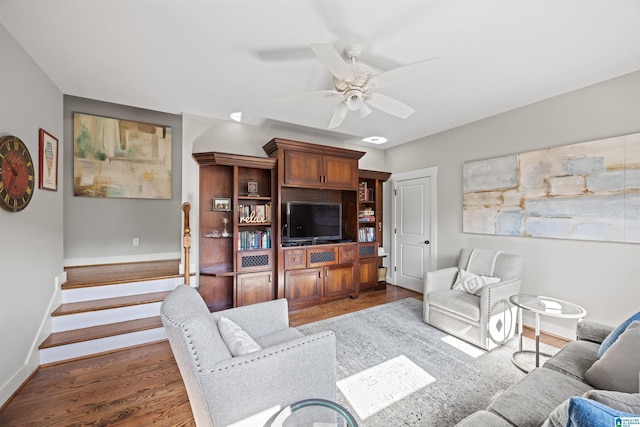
[213,198,231,211]
[248,180,259,196]
[38,128,58,191]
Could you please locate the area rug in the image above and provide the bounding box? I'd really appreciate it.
[297,297,558,426]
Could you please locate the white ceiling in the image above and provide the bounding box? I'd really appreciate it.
[1,0,639,149]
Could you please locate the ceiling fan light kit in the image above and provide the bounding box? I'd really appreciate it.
[276,43,441,130]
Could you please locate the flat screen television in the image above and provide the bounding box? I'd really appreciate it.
[285,201,342,242]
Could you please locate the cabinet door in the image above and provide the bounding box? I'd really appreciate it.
[236,271,273,306]
[323,155,358,190]
[324,263,355,300]
[358,257,379,292]
[284,150,322,186]
[285,267,322,308]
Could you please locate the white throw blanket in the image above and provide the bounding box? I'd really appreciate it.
[466,248,502,276]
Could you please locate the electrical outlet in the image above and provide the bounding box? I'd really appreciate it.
[133,237,140,246]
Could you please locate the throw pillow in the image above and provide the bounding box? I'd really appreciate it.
[583,390,640,414]
[567,397,640,427]
[217,317,262,357]
[598,311,640,358]
[585,320,640,393]
[452,269,501,295]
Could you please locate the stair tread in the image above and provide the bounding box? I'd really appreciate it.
[39,316,164,349]
[53,291,171,316]
[63,259,183,289]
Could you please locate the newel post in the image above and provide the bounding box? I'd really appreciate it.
[182,202,191,285]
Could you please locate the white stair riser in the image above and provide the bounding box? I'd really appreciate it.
[62,278,182,303]
[40,328,167,365]
[52,302,162,332]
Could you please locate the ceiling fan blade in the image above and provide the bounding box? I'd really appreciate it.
[359,102,372,118]
[366,93,415,119]
[310,44,354,81]
[328,102,349,129]
[272,89,338,102]
[372,57,442,89]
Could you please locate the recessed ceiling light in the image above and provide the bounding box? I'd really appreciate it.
[362,136,387,144]
[229,112,242,122]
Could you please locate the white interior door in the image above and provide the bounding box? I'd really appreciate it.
[392,168,437,293]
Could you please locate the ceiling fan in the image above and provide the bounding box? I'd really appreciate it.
[273,43,441,129]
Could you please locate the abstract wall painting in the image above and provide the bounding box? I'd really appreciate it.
[73,113,172,199]
[463,133,640,244]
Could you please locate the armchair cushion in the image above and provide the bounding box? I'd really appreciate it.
[452,269,501,295]
[428,290,481,322]
[218,317,262,356]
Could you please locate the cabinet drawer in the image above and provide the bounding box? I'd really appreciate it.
[339,244,357,263]
[306,247,338,267]
[236,249,272,272]
[284,249,306,269]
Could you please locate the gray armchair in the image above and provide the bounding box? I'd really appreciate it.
[423,248,523,350]
[160,285,337,427]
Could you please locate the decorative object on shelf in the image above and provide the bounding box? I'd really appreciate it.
[73,112,172,199]
[38,129,58,191]
[239,203,271,223]
[247,180,259,196]
[213,198,231,211]
[0,135,35,212]
[221,218,230,237]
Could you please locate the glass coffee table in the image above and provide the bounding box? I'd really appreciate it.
[509,294,586,373]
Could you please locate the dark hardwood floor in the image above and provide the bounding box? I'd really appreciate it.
[0,285,419,426]
[0,285,565,426]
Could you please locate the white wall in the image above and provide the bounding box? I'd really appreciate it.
[0,24,64,406]
[62,96,183,265]
[385,71,640,338]
[181,113,386,277]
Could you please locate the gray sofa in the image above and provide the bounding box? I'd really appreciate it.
[160,285,337,427]
[456,319,634,426]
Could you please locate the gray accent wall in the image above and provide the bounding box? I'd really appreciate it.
[63,96,182,263]
[385,70,640,336]
[0,23,63,405]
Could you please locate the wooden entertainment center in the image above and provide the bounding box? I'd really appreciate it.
[194,138,390,311]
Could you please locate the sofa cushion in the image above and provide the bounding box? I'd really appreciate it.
[454,410,512,426]
[427,290,480,322]
[585,320,640,393]
[584,390,640,414]
[218,317,262,356]
[567,396,640,427]
[597,311,640,358]
[254,327,304,348]
[488,367,593,427]
[542,340,599,383]
[452,269,501,295]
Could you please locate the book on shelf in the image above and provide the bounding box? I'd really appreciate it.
[238,229,271,250]
[358,227,376,243]
[358,182,375,202]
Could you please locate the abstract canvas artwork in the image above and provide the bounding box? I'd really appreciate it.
[463,133,640,243]
[73,113,172,199]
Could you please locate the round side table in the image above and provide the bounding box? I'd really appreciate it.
[509,294,586,373]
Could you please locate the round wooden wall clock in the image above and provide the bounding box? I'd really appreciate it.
[0,135,35,212]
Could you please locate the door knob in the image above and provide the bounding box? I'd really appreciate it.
[424,240,430,244]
